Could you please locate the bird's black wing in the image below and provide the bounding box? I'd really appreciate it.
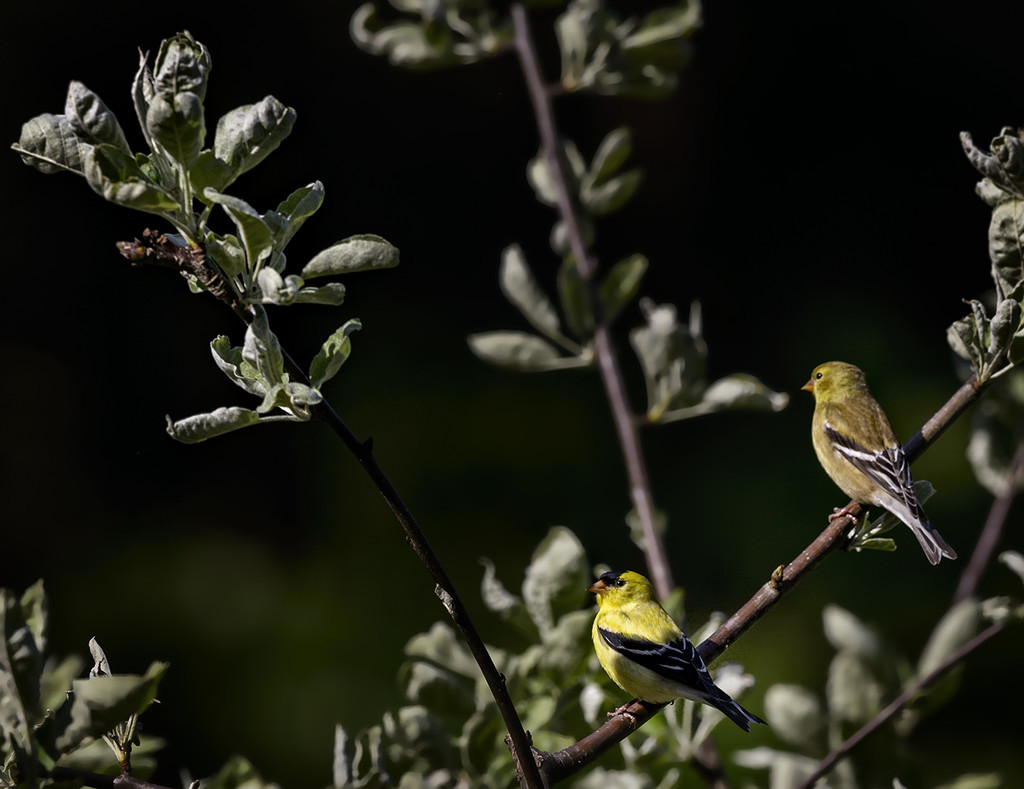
[598,627,710,688]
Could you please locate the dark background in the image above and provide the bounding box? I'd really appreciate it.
[4,1,1022,786]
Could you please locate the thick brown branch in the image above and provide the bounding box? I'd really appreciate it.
[536,700,663,784]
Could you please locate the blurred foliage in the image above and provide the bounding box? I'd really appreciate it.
[741,556,1024,789]
[13,31,398,445]
[0,582,165,788]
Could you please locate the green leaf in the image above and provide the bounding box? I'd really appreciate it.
[999,550,1024,587]
[0,587,44,736]
[522,527,589,639]
[333,725,354,789]
[479,559,538,641]
[204,189,274,274]
[599,253,647,324]
[557,257,593,339]
[214,95,296,179]
[19,582,47,661]
[211,335,267,397]
[589,127,633,185]
[655,372,790,422]
[948,300,987,376]
[65,81,130,153]
[826,651,883,724]
[255,268,303,305]
[189,149,235,196]
[165,407,261,443]
[917,599,981,678]
[243,308,284,388]
[763,684,824,747]
[152,31,211,101]
[293,283,346,306]
[205,232,247,280]
[255,381,321,417]
[200,755,278,789]
[53,662,166,753]
[84,144,178,213]
[309,319,362,388]
[264,181,325,254]
[966,378,1024,497]
[498,244,564,342]
[625,507,667,555]
[14,113,91,175]
[146,90,204,171]
[301,234,399,278]
[581,169,643,216]
[629,299,707,420]
[822,604,883,662]
[399,662,476,719]
[467,331,588,372]
[988,200,1024,302]
[538,609,592,677]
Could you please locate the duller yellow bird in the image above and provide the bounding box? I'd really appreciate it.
[802,361,956,565]
[588,570,765,732]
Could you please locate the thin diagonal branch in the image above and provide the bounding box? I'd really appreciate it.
[510,3,673,601]
[796,621,1007,789]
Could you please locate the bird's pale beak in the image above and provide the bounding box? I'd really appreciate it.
[801,378,815,393]
[587,579,610,595]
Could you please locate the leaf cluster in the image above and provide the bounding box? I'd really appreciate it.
[351,0,701,99]
[0,583,166,789]
[950,129,1024,380]
[468,126,787,421]
[13,31,399,445]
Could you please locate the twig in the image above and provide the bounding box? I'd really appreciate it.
[796,621,1007,789]
[509,3,674,601]
[954,439,1024,604]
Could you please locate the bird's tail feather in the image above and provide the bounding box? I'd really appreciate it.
[908,519,957,565]
[710,694,766,732]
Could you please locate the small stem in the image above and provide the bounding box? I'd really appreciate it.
[796,622,1007,789]
[510,2,673,599]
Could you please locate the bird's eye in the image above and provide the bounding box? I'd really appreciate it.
[815,372,823,380]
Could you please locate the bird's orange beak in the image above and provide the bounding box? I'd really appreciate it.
[587,579,610,595]
[801,378,815,393]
